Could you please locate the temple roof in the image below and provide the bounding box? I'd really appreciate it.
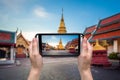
[100,13,120,26]
[83,25,96,40]
[0,30,16,46]
[17,32,30,46]
[92,30,120,41]
[84,25,96,34]
[90,13,120,41]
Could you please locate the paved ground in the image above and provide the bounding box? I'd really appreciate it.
[0,57,120,80]
[42,50,78,56]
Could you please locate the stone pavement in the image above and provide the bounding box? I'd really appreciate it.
[0,58,120,80]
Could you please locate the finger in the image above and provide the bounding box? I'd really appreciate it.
[28,40,33,57]
[32,38,39,55]
[81,37,88,53]
[86,40,93,59]
[87,41,93,54]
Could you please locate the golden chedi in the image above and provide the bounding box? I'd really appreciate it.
[58,9,67,33]
[93,39,106,50]
[57,38,64,50]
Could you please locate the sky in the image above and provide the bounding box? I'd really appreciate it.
[0,0,120,41]
[42,34,78,47]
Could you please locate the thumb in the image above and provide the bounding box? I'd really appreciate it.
[81,37,88,54]
[32,38,39,55]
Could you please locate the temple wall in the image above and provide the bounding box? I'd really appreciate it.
[107,39,120,54]
[107,45,113,55]
[113,40,118,53]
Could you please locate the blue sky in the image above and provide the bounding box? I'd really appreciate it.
[42,34,78,47]
[0,0,120,40]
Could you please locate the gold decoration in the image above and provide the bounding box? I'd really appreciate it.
[57,38,64,50]
[102,40,109,47]
[93,39,106,50]
[57,9,67,33]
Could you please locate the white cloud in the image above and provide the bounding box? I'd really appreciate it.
[33,6,50,18]
[49,42,58,47]
[22,31,54,41]
[51,36,57,40]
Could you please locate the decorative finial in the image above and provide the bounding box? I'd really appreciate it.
[96,39,99,45]
[62,8,63,14]
[16,27,18,33]
[20,30,22,33]
[62,8,63,18]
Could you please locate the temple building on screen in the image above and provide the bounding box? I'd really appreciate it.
[84,13,120,54]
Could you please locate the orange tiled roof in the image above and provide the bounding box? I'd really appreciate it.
[17,33,30,45]
[84,25,96,34]
[85,34,91,39]
[84,25,96,40]
[100,13,120,25]
[91,13,120,41]
[92,30,120,40]
[96,22,120,34]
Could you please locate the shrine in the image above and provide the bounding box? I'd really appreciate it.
[90,13,120,54]
[83,13,120,67]
[84,13,120,55]
[16,32,30,58]
[91,40,111,67]
[0,30,16,64]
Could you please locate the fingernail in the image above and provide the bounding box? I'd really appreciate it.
[34,38,35,41]
[35,38,37,42]
[32,38,34,42]
[84,37,87,40]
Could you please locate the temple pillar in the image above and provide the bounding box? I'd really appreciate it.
[118,39,120,53]
[10,46,14,61]
[113,40,118,53]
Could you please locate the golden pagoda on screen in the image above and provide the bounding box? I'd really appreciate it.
[57,38,64,50]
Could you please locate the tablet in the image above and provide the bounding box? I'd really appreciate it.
[35,33,83,57]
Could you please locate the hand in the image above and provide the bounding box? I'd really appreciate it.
[28,38,43,80]
[78,37,93,80]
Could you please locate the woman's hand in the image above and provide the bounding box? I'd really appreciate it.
[78,37,93,80]
[28,38,43,80]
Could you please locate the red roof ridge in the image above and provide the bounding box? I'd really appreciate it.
[84,25,96,34]
[100,12,120,21]
[99,13,120,25]
[17,32,30,45]
[86,25,96,29]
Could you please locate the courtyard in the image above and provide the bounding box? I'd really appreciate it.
[0,58,120,80]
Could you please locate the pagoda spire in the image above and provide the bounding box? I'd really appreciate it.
[59,38,62,44]
[57,8,67,33]
[57,38,64,50]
